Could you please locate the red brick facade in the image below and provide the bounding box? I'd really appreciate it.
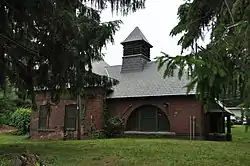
[107,95,204,138]
[30,90,205,140]
[30,88,106,140]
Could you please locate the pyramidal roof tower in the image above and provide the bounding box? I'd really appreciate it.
[120,27,153,73]
[121,27,152,46]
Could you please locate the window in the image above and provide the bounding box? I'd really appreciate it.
[39,105,49,130]
[64,104,77,131]
[126,105,170,132]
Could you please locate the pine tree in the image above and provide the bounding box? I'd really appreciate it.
[157,0,250,111]
[0,0,145,108]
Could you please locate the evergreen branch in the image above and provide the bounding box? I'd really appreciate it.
[0,34,39,56]
[224,0,235,24]
[226,21,247,30]
[3,0,19,13]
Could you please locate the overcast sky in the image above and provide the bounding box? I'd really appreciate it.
[100,0,188,66]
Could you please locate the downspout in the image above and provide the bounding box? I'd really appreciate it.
[77,94,82,140]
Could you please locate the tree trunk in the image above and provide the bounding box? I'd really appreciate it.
[27,57,37,111]
[0,5,5,94]
[0,46,5,94]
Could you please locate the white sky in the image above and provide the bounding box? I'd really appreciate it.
[100,0,210,66]
[100,0,188,66]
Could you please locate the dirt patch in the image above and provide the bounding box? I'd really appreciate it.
[103,156,119,166]
[90,155,119,166]
[0,125,16,134]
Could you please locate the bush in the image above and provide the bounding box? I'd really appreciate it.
[11,108,31,135]
[90,131,107,139]
[0,97,16,126]
[104,117,124,138]
[14,98,32,108]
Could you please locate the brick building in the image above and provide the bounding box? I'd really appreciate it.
[30,27,233,141]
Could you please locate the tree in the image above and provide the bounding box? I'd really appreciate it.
[0,79,31,126]
[0,0,146,109]
[157,0,250,110]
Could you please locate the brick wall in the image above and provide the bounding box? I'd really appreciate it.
[83,88,106,135]
[107,95,205,137]
[30,88,105,140]
[31,91,205,140]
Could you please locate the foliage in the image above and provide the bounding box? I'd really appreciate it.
[90,130,107,139]
[0,0,145,108]
[0,126,250,166]
[104,116,124,138]
[13,98,32,109]
[101,99,124,138]
[0,82,31,126]
[157,0,250,110]
[0,97,31,126]
[13,152,43,166]
[11,108,31,135]
[0,97,16,126]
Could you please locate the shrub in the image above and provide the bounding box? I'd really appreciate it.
[11,108,32,135]
[90,131,107,139]
[104,117,124,138]
[0,97,16,126]
[14,98,32,108]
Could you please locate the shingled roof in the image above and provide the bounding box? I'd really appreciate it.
[92,60,196,99]
[91,60,109,76]
[121,27,152,47]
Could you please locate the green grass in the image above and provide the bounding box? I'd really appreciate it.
[1,126,250,166]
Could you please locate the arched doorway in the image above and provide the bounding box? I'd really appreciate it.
[126,105,170,132]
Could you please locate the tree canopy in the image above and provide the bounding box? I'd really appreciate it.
[0,0,145,108]
[157,0,250,110]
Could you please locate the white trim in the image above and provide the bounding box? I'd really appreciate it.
[124,131,176,135]
[104,67,110,77]
[215,98,234,115]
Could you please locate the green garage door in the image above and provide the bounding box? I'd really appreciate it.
[140,107,157,131]
[126,105,170,132]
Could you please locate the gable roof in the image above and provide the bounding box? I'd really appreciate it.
[215,99,233,114]
[92,60,196,99]
[226,107,241,117]
[121,27,152,46]
[91,60,109,76]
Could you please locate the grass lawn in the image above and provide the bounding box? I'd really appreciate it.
[0,126,250,166]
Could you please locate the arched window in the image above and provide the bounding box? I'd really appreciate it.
[126,105,170,132]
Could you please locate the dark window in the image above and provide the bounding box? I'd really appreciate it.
[65,104,77,131]
[126,105,170,132]
[39,105,49,130]
[127,110,139,131]
[209,113,225,133]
